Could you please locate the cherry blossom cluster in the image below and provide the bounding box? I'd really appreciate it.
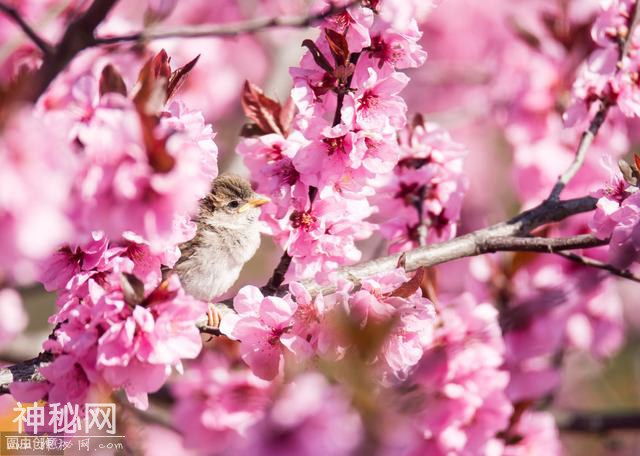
[1,51,218,283]
[375,118,468,252]
[237,0,429,280]
[175,271,557,454]
[1,51,219,409]
[565,0,640,126]
[11,232,206,410]
[590,161,640,267]
[172,357,364,456]
[220,268,435,382]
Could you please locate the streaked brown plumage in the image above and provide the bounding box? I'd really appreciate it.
[175,174,269,307]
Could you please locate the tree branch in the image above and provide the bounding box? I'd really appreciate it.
[262,251,293,296]
[21,0,120,102]
[556,251,640,284]
[558,411,640,433]
[547,104,609,200]
[0,352,53,394]
[93,0,361,45]
[302,196,599,296]
[0,2,53,54]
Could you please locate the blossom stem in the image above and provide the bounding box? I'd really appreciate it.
[0,2,53,55]
[93,1,363,44]
[555,251,640,284]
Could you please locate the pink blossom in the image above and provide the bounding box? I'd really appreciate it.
[237,133,307,219]
[172,353,271,453]
[0,289,28,347]
[374,120,468,252]
[40,232,109,292]
[220,286,312,380]
[590,176,640,267]
[502,411,562,456]
[342,63,410,134]
[31,235,206,409]
[408,293,512,455]
[324,4,374,52]
[242,373,363,456]
[0,108,76,284]
[71,96,218,247]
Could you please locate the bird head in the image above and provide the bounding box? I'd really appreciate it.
[198,174,270,230]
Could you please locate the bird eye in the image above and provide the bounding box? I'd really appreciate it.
[227,201,240,209]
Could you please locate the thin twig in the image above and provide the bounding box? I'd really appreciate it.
[262,251,293,295]
[0,2,53,54]
[547,104,609,200]
[548,0,640,201]
[94,0,361,45]
[556,251,640,283]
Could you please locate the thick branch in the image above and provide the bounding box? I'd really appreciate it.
[479,234,607,253]
[22,0,120,102]
[93,1,360,45]
[0,352,52,394]
[558,411,640,433]
[302,197,599,296]
[0,2,53,54]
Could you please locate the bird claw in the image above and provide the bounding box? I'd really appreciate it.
[207,303,223,329]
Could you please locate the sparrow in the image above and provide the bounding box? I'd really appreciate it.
[175,173,269,326]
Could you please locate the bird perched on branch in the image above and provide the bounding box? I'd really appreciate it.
[175,174,269,326]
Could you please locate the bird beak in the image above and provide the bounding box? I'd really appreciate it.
[238,195,271,213]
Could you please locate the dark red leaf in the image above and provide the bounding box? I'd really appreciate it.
[121,273,145,307]
[634,154,640,173]
[412,113,425,129]
[167,54,200,101]
[301,39,334,73]
[99,64,127,97]
[279,96,297,137]
[152,49,171,79]
[241,80,284,136]
[325,28,350,67]
[139,113,175,173]
[390,268,427,299]
[333,62,355,81]
[133,50,171,115]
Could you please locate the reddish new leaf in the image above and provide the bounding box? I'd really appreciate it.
[301,39,335,73]
[99,64,127,97]
[325,28,350,67]
[279,96,297,137]
[167,54,200,101]
[634,153,640,174]
[133,50,171,115]
[151,49,171,80]
[241,81,284,136]
[139,113,175,173]
[390,267,427,298]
